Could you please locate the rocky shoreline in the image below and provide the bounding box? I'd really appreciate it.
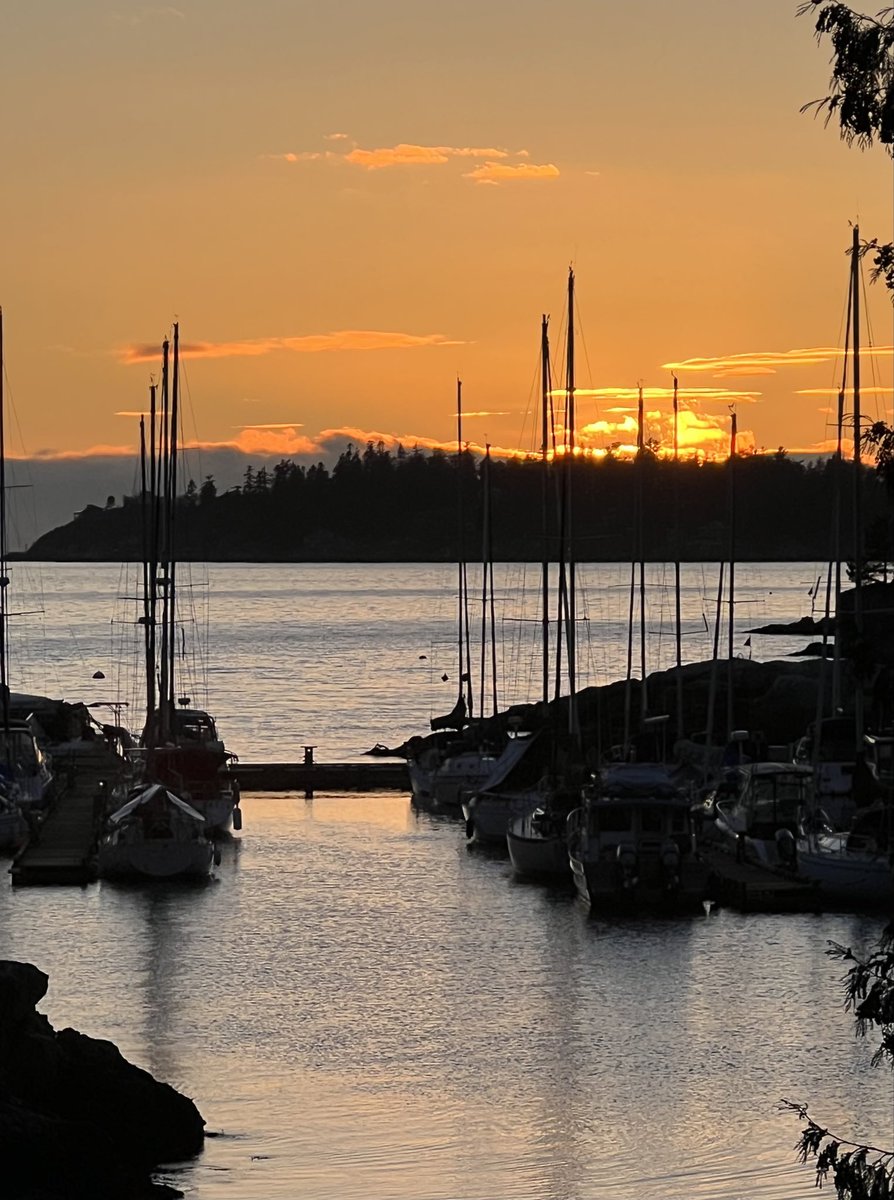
[0,961,205,1199]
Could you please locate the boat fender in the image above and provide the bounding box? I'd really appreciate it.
[233,806,243,831]
[465,817,475,840]
[213,847,222,867]
[660,840,681,889]
[615,843,638,888]
[775,827,797,867]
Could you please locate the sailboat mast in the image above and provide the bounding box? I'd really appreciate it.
[565,268,577,735]
[541,315,551,706]
[851,225,865,749]
[0,308,8,735]
[637,384,647,719]
[168,322,180,714]
[673,375,684,739]
[140,413,155,723]
[727,408,737,736]
[455,378,471,720]
[157,337,170,739]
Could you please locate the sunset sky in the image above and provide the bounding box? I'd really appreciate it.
[4,0,894,486]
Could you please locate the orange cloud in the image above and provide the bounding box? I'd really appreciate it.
[119,329,463,363]
[464,161,560,184]
[345,143,509,170]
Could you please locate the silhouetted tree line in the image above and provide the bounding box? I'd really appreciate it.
[23,440,894,562]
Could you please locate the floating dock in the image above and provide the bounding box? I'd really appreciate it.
[233,759,409,793]
[10,747,122,887]
[702,847,822,913]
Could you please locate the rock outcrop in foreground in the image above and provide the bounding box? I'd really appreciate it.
[0,960,205,1199]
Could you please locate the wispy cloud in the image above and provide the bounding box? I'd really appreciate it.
[345,143,509,170]
[119,329,464,364]
[464,162,560,184]
[460,410,513,418]
[796,385,894,395]
[266,137,561,184]
[564,385,762,405]
[23,443,139,461]
[235,422,306,430]
[663,346,894,376]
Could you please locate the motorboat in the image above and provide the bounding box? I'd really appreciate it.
[0,785,26,853]
[0,718,55,814]
[566,763,710,909]
[710,762,813,870]
[97,781,215,881]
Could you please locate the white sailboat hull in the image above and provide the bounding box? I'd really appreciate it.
[506,810,571,882]
[98,836,213,880]
[796,837,894,905]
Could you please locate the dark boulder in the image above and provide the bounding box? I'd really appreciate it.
[0,960,204,1199]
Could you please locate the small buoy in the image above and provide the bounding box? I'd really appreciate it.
[92,670,105,680]
[233,806,243,831]
[441,673,449,682]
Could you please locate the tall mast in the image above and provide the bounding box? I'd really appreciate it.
[727,408,737,737]
[673,375,684,739]
[157,337,170,740]
[455,378,471,720]
[140,413,155,723]
[478,445,498,719]
[851,225,864,750]
[0,308,8,737]
[540,315,551,706]
[564,268,577,736]
[637,383,647,720]
[168,322,180,714]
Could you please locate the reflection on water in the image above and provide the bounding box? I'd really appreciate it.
[1,795,890,1199]
[11,561,833,761]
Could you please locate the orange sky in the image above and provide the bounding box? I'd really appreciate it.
[3,0,894,468]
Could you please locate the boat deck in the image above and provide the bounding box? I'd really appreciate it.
[10,747,123,887]
[702,846,822,913]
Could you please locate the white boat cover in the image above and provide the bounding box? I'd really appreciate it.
[108,782,205,825]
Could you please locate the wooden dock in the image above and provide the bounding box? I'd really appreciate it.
[10,748,122,887]
[702,847,822,913]
[233,760,409,793]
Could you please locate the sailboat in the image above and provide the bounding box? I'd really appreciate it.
[133,324,240,837]
[0,308,51,853]
[794,227,894,904]
[505,290,581,876]
[407,381,509,813]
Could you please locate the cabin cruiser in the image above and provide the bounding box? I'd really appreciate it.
[566,763,709,909]
[710,761,813,870]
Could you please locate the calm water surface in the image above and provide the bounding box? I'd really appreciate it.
[0,563,888,1199]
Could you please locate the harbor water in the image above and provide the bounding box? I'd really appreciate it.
[0,562,891,1199]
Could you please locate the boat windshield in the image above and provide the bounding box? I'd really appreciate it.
[0,729,40,773]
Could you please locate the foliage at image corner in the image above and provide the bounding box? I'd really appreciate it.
[782,928,894,1197]
[788,7,894,1196]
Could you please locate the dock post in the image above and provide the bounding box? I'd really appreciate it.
[303,745,316,800]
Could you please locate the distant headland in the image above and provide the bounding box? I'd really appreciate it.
[21,443,889,563]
